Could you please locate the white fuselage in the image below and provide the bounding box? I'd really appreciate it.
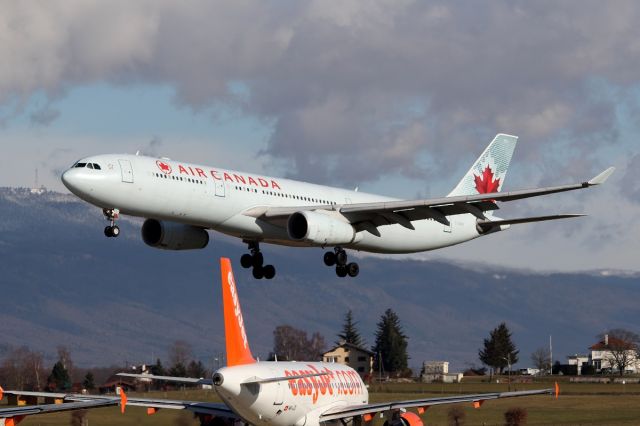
[61,154,482,253]
[214,361,368,426]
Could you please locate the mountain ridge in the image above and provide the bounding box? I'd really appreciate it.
[0,187,638,373]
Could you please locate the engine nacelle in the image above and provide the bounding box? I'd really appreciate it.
[287,211,356,245]
[384,412,424,426]
[141,219,209,250]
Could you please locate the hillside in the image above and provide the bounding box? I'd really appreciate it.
[0,187,638,372]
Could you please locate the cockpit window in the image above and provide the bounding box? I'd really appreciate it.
[75,163,87,168]
[86,163,94,169]
[93,163,101,170]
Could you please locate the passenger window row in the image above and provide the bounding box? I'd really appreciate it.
[234,185,336,205]
[153,173,205,184]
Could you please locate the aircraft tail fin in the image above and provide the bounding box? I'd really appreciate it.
[448,133,518,197]
[220,257,256,367]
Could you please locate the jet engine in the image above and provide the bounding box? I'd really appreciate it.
[287,211,356,245]
[141,219,209,250]
[384,412,424,426]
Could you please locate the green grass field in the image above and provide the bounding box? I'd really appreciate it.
[3,379,640,425]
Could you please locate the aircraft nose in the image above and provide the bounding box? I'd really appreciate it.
[61,168,77,191]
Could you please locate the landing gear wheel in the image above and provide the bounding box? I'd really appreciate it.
[252,266,264,280]
[262,265,276,280]
[240,254,253,269]
[336,250,348,266]
[336,265,348,278]
[252,252,264,268]
[323,251,336,266]
[102,208,120,238]
[347,262,359,277]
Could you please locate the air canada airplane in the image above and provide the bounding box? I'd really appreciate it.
[60,134,614,279]
[0,258,559,426]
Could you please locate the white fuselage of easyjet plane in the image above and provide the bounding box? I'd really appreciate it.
[61,154,480,253]
[215,361,367,426]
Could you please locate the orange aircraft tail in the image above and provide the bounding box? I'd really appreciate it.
[220,257,256,367]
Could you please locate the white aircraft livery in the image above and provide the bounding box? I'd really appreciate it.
[60,134,614,279]
[0,258,558,426]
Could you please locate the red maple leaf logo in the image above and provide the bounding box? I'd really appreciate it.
[474,165,500,194]
[156,160,172,174]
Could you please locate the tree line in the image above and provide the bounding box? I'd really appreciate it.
[271,308,411,376]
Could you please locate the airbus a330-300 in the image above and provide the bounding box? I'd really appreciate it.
[60,134,613,279]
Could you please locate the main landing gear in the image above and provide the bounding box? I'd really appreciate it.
[240,242,276,280]
[323,247,359,278]
[103,208,120,238]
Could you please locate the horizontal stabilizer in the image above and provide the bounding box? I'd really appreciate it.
[477,214,584,231]
[116,373,213,386]
[243,372,329,385]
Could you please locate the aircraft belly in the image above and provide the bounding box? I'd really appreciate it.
[352,215,480,253]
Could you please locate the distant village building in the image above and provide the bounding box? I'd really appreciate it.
[420,361,463,383]
[322,342,374,379]
[567,355,589,375]
[588,334,640,373]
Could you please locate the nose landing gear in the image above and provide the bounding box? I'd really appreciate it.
[240,242,276,280]
[103,208,120,238]
[323,247,359,278]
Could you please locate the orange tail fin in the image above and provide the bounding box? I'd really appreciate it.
[220,258,256,367]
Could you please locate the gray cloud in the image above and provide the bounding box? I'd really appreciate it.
[30,107,60,126]
[0,0,638,186]
[623,154,640,203]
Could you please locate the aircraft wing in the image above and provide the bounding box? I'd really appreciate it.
[0,398,117,420]
[244,167,614,231]
[0,388,237,423]
[116,372,214,386]
[319,387,557,422]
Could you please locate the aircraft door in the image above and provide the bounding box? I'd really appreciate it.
[273,381,284,405]
[118,160,134,183]
[214,179,225,197]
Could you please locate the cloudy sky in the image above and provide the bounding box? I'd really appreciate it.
[0,0,638,272]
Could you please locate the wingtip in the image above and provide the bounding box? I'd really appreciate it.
[0,384,4,401]
[555,382,560,399]
[588,167,615,185]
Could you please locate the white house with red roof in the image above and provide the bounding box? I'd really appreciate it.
[589,334,640,374]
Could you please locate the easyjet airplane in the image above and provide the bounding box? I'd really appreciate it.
[0,258,558,426]
[60,134,613,278]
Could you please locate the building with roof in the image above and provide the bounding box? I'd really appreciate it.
[588,334,640,374]
[322,342,374,379]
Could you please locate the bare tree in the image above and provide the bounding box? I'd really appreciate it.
[0,346,46,390]
[530,347,551,374]
[273,325,326,361]
[598,329,640,375]
[57,346,74,373]
[168,340,194,367]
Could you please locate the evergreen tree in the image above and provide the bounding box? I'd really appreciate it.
[168,362,187,377]
[186,360,208,379]
[82,372,95,391]
[478,322,519,375]
[372,309,409,375]
[336,310,365,347]
[149,358,165,376]
[47,361,71,391]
